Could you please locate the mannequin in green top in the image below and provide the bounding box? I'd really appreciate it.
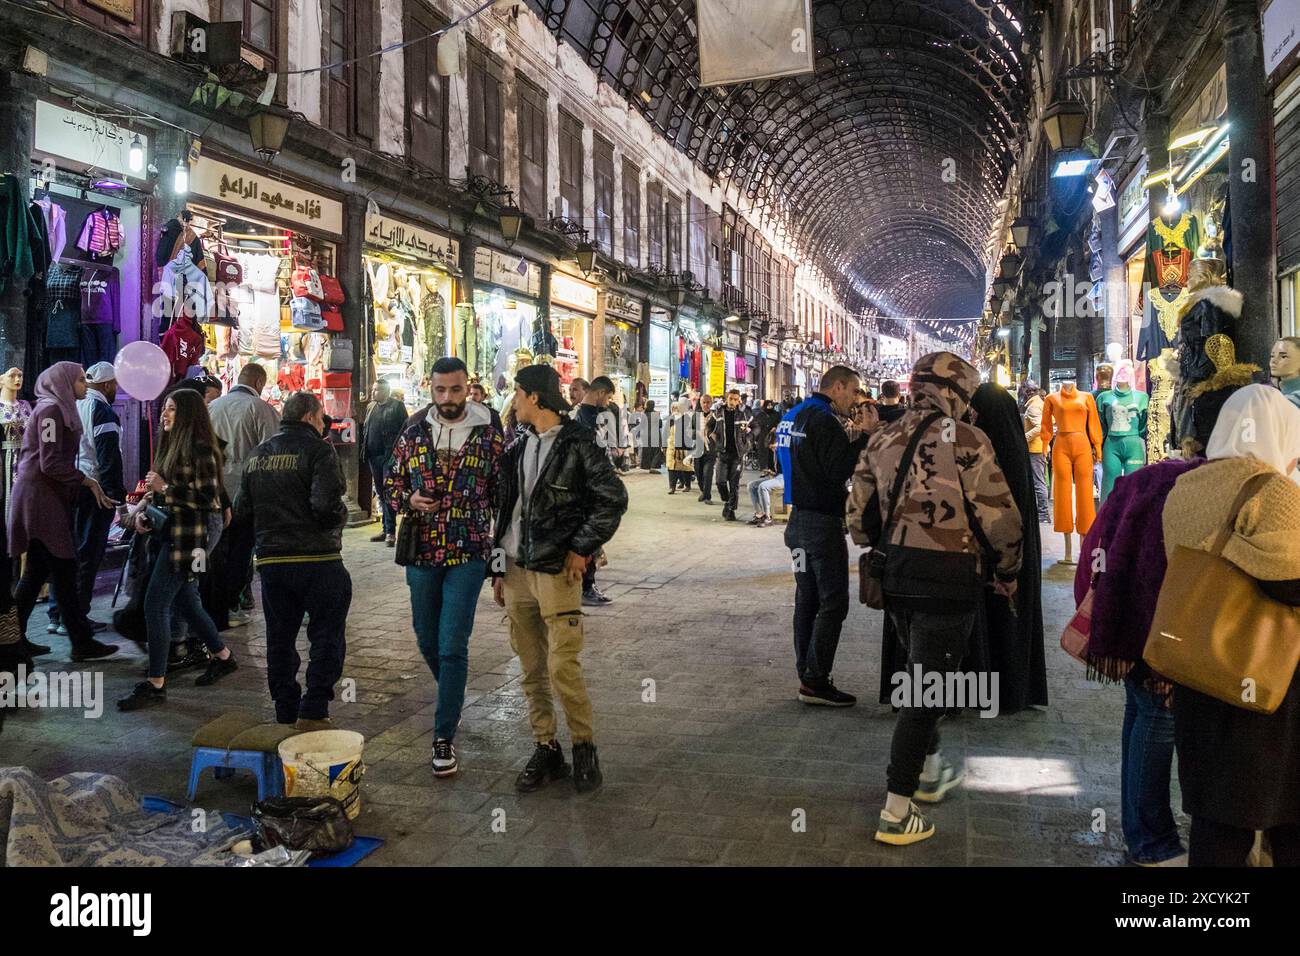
[1269,336,1300,409]
[1097,360,1148,502]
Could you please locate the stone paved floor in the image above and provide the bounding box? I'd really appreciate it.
[2,469,1176,866]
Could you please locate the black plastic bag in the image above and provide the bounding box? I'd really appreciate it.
[252,796,354,855]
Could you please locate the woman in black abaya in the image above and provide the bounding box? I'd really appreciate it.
[877,382,1047,714]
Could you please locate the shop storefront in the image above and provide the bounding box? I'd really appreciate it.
[186,154,348,435]
[602,289,642,407]
[472,246,542,408]
[549,270,598,402]
[363,210,458,411]
[27,96,151,481]
[647,309,673,408]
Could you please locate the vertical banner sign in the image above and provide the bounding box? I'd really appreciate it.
[709,349,726,396]
[697,0,814,87]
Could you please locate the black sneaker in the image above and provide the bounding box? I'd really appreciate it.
[117,681,166,711]
[369,532,387,542]
[431,739,459,777]
[171,642,209,671]
[874,801,936,846]
[797,680,857,707]
[515,741,570,792]
[238,589,255,611]
[572,741,603,793]
[71,638,118,662]
[195,654,238,687]
[722,509,737,522]
[582,589,612,607]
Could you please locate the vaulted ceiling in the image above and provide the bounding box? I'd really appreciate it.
[525,0,1040,321]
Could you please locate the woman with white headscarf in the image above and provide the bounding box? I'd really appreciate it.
[666,398,696,494]
[1161,384,1300,866]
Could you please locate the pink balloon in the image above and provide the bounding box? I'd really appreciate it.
[115,341,172,401]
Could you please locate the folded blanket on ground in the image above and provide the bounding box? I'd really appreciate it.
[0,767,249,866]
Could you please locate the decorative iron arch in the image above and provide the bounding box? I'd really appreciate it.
[525,0,1040,320]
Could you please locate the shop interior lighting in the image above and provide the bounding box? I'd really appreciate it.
[173,159,189,194]
[1174,122,1230,194]
[1161,185,1182,218]
[1142,167,1177,189]
[1168,124,1218,152]
[1051,157,1093,178]
[128,135,144,173]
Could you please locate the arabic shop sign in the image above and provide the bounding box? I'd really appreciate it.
[1265,0,1300,79]
[473,246,542,297]
[365,211,459,267]
[604,291,643,322]
[190,156,343,235]
[34,100,148,180]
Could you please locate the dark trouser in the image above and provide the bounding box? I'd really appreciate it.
[49,488,115,624]
[1189,818,1300,867]
[784,508,849,687]
[668,468,693,491]
[716,454,742,512]
[260,559,352,723]
[217,508,256,618]
[694,452,716,499]
[885,607,976,797]
[143,547,224,679]
[369,456,395,535]
[582,559,596,594]
[1121,674,1184,864]
[1029,452,1050,523]
[199,525,232,631]
[14,539,93,645]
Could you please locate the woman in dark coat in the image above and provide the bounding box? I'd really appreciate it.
[877,382,1047,714]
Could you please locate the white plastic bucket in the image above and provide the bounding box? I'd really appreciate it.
[278,730,366,820]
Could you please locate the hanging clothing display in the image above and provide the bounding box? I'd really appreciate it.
[78,265,120,366]
[1041,384,1102,535]
[1097,386,1148,502]
[75,208,123,256]
[44,261,83,359]
[32,195,67,261]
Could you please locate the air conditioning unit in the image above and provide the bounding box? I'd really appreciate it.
[171,13,242,69]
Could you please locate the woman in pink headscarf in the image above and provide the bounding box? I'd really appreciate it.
[8,362,119,661]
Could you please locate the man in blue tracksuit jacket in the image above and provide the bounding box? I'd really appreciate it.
[776,366,876,707]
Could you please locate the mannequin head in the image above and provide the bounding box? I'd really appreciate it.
[0,368,21,401]
[1270,337,1300,381]
[1114,360,1135,390]
[1060,380,1077,395]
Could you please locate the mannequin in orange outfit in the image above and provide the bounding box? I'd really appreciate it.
[1040,380,1103,564]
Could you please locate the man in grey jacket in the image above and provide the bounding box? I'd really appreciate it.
[208,363,280,626]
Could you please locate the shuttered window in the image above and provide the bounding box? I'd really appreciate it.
[593,136,615,256]
[622,160,640,266]
[559,110,584,220]
[468,42,503,182]
[665,191,682,273]
[404,1,447,174]
[646,179,663,268]
[1278,84,1300,274]
[517,78,547,219]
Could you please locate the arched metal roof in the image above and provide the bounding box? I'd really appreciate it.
[525,0,1039,319]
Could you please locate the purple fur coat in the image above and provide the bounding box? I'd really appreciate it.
[1073,457,1204,679]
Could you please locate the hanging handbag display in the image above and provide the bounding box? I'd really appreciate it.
[318,273,345,306]
[321,305,344,332]
[326,337,354,371]
[859,411,944,609]
[290,296,326,331]
[1060,581,1095,665]
[291,263,325,301]
[1142,472,1300,715]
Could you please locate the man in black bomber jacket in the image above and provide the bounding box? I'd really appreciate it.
[236,391,351,730]
[492,365,628,796]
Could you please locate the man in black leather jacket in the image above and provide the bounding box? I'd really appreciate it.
[236,392,351,730]
[492,365,627,795]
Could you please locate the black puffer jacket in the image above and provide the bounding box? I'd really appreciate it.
[235,420,348,561]
[494,419,628,574]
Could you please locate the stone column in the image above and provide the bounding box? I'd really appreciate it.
[1224,0,1277,365]
[339,193,366,523]
[0,71,37,376]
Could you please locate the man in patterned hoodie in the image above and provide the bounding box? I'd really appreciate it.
[847,351,1023,846]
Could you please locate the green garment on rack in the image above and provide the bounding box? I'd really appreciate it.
[1,175,33,294]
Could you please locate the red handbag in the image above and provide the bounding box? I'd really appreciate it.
[291,264,324,302]
[323,371,352,389]
[318,273,345,306]
[1060,583,1094,664]
[213,241,243,286]
[321,305,344,332]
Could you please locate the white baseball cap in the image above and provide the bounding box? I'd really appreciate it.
[85,361,117,384]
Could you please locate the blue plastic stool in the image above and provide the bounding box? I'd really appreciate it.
[187,748,284,802]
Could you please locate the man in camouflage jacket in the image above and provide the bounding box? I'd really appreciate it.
[846,351,1023,847]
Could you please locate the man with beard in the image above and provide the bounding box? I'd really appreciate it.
[386,357,505,777]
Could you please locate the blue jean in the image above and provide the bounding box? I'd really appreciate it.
[1121,673,1185,864]
[369,456,395,535]
[748,475,784,516]
[144,547,224,679]
[407,560,486,740]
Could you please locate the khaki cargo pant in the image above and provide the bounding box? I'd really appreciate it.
[504,563,594,744]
